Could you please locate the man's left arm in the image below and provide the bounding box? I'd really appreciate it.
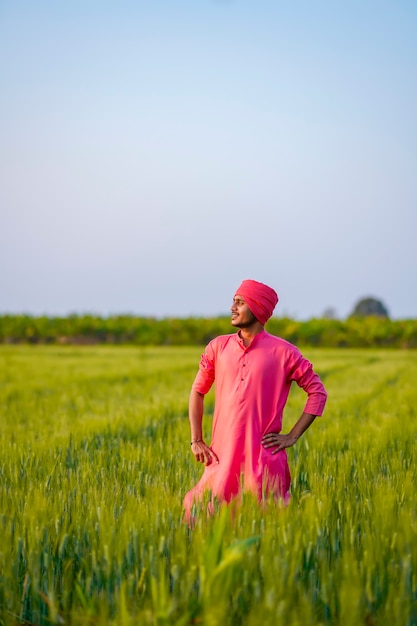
[262,351,327,453]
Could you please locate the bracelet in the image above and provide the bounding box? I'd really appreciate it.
[190,439,202,446]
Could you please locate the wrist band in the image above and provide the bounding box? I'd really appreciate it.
[191,439,202,446]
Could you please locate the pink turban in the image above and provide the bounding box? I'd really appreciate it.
[235,279,279,325]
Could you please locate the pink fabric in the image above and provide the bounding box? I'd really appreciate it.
[235,279,278,325]
[183,330,327,518]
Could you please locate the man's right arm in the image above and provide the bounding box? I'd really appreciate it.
[189,389,218,465]
[189,389,204,444]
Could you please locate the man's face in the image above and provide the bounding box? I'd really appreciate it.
[230,295,257,329]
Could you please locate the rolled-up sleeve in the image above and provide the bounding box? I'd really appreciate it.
[192,343,216,395]
[288,351,327,416]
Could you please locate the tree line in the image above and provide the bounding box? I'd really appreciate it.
[0,314,416,348]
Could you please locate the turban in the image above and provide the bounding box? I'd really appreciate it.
[234,279,278,325]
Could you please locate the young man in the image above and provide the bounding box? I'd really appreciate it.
[183,279,327,519]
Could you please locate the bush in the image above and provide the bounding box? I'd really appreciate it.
[0,315,416,348]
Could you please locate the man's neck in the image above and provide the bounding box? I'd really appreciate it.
[238,323,264,347]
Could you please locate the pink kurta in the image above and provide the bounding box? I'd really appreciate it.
[183,330,327,514]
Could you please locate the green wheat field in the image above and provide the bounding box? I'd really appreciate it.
[0,345,416,625]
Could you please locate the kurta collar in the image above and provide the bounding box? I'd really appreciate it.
[236,329,266,350]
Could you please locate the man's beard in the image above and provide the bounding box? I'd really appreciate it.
[235,313,258,329]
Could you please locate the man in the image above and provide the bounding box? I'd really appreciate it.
[183,279,327,519]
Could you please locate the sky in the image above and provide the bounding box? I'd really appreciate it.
[1,0,416,320]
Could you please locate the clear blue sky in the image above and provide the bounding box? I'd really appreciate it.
[1,0,416,319]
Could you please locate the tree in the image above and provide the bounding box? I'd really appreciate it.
[322,307,338,320]
[350,297,390,319]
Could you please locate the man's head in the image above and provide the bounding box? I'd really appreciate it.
[233,279,278,326]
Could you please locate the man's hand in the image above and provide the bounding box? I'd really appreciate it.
[262,413,317,454]
[191,440,219,465]
[261,432,297,454]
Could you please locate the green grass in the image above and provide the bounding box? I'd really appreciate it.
[0,346,416,625]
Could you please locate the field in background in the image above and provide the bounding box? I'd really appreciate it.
[0,346,416,625]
